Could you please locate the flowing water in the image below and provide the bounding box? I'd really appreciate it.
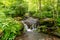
[15,21,60,40]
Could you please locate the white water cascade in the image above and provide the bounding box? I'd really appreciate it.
[21,21,36,32]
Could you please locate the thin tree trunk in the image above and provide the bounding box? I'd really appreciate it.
[52,0,55,19]
[38,0,42,18]
[50,0,55,19]
[57,0,59,18]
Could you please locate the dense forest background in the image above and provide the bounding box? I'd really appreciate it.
[0,0,60,26]
[0,0,60,18]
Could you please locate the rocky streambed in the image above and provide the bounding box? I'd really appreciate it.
[15,17,60,40]
[15,31,60,40]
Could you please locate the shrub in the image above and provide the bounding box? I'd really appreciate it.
[0,17,24,40]
[56,18,60,27]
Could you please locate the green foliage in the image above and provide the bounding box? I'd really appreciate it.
[0,0,28,17]
[0,17,23,40]
[33,12,41,18]
[0,12,6,18]
[56,18,60,27]
[28,0,39,11]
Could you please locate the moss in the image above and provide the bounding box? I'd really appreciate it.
[39,18,55,27]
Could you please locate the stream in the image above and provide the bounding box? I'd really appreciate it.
[15,31,60,40]
[15,18,60,40]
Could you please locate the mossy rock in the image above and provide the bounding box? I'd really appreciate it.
[19,21,24,32]
[37,25,47,32]
[0,29,3,37]
[39,18,55,27]
[0,32,3,37]
[53,28,60,37]
[14,17,22,21]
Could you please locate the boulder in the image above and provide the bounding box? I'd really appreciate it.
[23,17,39,28]
[39,18,55,27]
[14,17,22,21]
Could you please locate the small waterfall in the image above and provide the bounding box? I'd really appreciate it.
[21,21,33,32]
[32,24,37,31]
[21,19,37,32]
